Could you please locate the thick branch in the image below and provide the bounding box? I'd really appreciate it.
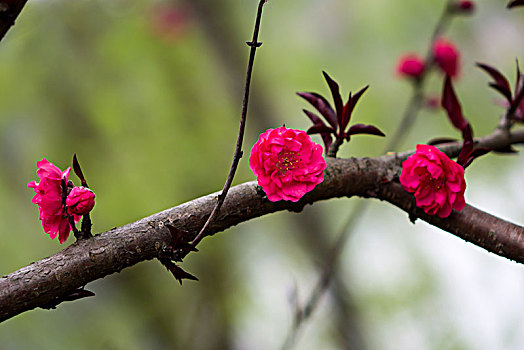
[1,128,524,322]
[378,181,524,262]
[0,0,28,42]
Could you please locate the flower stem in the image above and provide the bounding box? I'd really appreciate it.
[81,213,93,239]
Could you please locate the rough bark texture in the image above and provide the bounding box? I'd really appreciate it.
[1,129,524,322]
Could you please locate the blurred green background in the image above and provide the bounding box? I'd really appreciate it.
[1,0,524,349]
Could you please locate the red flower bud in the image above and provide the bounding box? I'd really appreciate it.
[396,54,425,79]
[66,186,95,216]
[459,1,475,10]
[432,39,460,77]
[450,0,475,13]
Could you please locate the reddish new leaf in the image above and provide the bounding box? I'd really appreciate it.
[307,124,335,135]
[512,71,524,116]
[302,109,323,126]
[442,75,468,131]
[341,91,352,131]
[322,71,344,126]
[72,153,88,187]
[462,148,491,169]
[515,59,521,96]
[305,123,334,152]
[297,92,337,128]
[507,0,524,8]
[457,124,473,167]
[345,124,385,140]
[342,85,369,130]
[512,83,524,115]
[476,63,512,103]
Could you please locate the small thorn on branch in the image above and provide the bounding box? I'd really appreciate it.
[159,258,198,285]
[408,212,418,224]
[40,287,95,310]
[163,224,198,262]
[246,41,262,47]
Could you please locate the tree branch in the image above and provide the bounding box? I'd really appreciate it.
[2,128,524,322]
[0,0,28,42]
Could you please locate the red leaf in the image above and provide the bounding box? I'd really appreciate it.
[515,59,521,96]
[457,124,473,167]
[507,0,524,8]
[512,83,524,115]
[511,61,524,114]
[306,123,334,152]
[345,124,385,140]
[462,148,491,169]
[297,92,337,128]
[302,109,323,125]
[307,124,335,135]
[341,91,352,130]
[477,62,512,103]
[442,75,468,131]
[322,71,344,126]
[342,85,369,131]
[322,135,333,154]
[72,153,87,187]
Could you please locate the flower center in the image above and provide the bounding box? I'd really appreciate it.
[276,150,300,174]
[426,175,444,191]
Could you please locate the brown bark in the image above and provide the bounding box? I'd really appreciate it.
[0,0,28,41]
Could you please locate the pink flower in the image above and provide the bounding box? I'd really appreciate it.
[28,159,79,243]
[432,39,460,77]
[249,126,327,202]
[400,144,466,218]
[66,186,95,216]
[396,54,425,79]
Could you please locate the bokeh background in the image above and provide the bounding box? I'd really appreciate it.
[1,0,524,349]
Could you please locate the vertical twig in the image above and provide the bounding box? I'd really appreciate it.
[190,0,268,248]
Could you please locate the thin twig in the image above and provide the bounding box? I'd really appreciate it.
[190,0,268,248]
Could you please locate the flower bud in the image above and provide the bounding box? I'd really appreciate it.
[432,38,460,77]
[66,186,95,215]
[396,54,425,79]
[450,1,475,13]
